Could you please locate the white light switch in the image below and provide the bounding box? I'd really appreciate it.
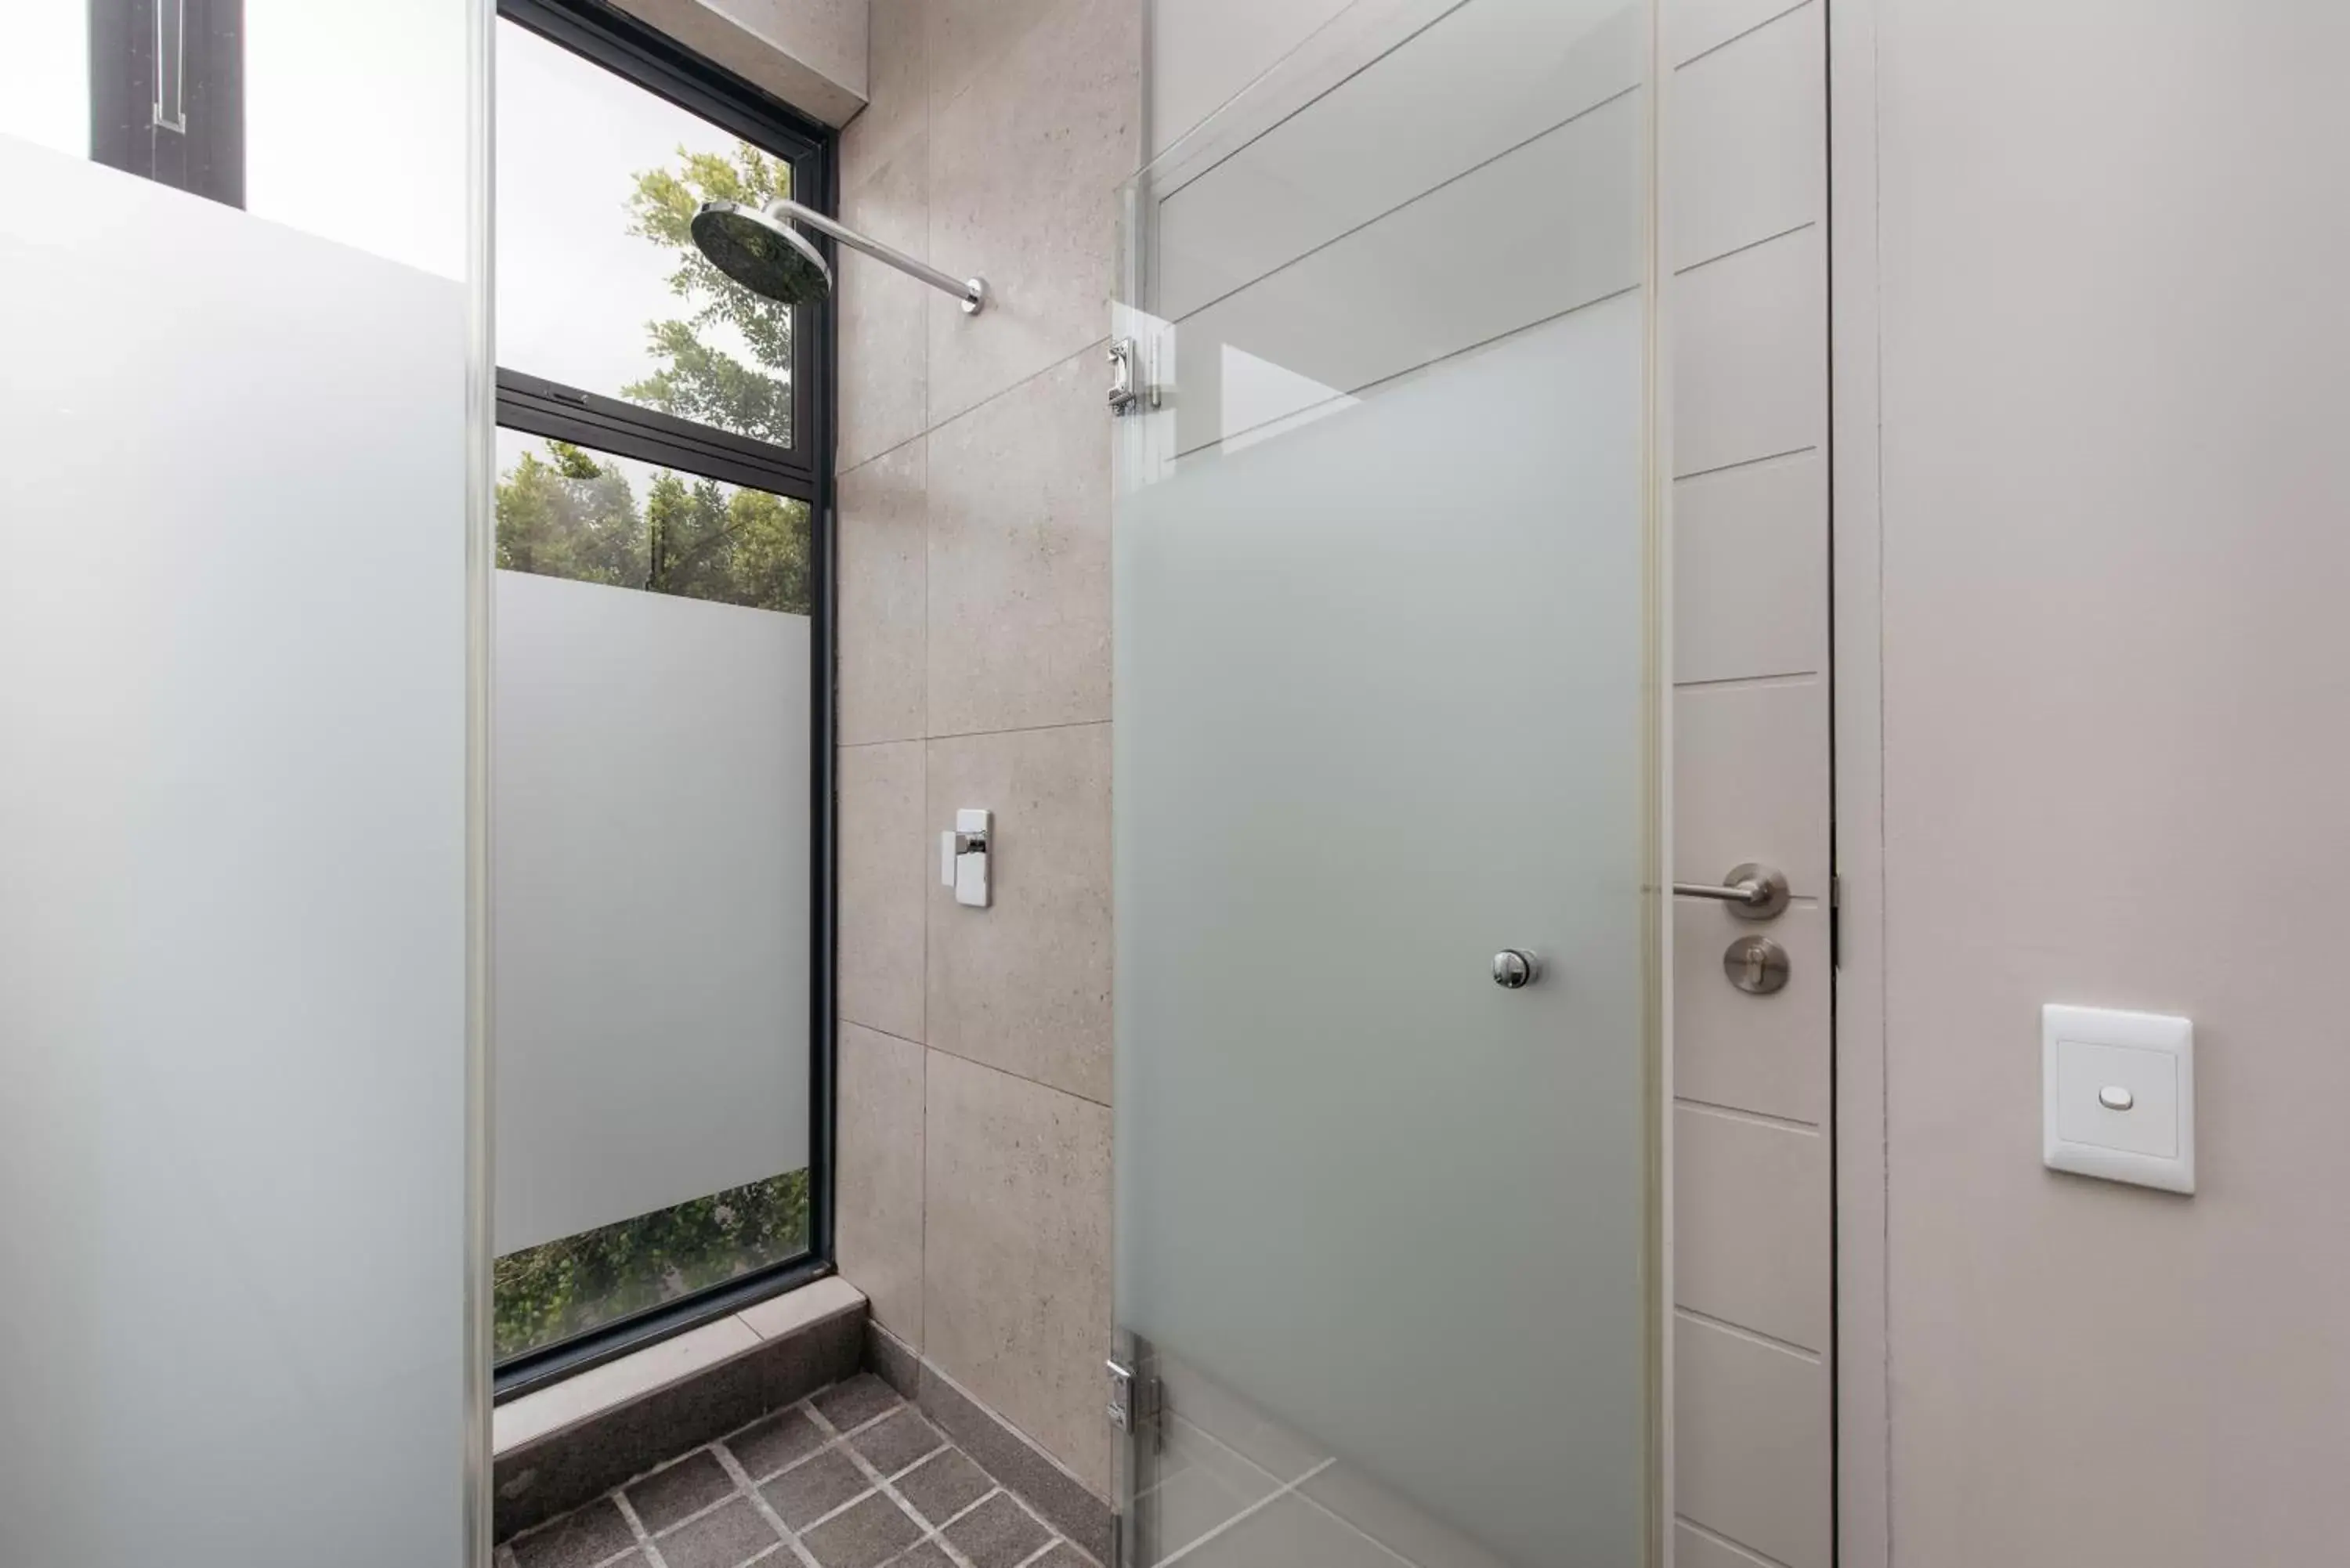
[2042,1004,2194,1194]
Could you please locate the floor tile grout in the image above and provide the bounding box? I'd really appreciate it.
[812,1393,977,1568]
[508,1375,1083,1568]
[714,1434,821,1568]
[612,1489,667,1568]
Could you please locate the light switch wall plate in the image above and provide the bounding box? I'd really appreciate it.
[2042,1004,2195,1194]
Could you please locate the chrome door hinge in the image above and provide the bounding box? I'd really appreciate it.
[1107,338,1160,417]
[1105,1358,1162,1446]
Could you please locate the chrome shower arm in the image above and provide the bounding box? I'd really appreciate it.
[765,199,986,314]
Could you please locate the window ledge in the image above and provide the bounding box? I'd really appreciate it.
[494,1272,865,1455]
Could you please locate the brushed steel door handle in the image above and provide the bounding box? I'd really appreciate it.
[1670,862,1790,920]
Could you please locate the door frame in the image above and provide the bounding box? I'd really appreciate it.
[1828,0,1893,1563]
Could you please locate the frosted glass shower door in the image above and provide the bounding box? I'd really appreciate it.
[1112,2,1660,1565]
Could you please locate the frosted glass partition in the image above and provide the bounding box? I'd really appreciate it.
[0,118,480,1567]
[494,570,812,1255]
[1112,1,1660,1564]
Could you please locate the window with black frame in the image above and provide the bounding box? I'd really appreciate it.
[490,0,833,1386]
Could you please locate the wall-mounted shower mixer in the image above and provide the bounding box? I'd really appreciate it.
[941,809,991,908]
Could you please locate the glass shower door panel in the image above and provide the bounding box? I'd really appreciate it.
[1112,3,1658,1565]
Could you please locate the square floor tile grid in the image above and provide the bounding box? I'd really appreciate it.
[501,1374,1096,1568]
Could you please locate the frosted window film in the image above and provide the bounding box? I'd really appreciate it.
[0,138,471,1563]
[493,572,812,1255]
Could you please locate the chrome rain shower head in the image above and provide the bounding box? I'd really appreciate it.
[689,201,832,307]
[689,197,986,315]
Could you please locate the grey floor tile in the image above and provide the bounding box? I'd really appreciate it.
[942,1493,1053,1568]
[801,1490,924,1568]
[1143,1458,1262,1558]
[815,1372,904,1433]
[892,1447,993,1528]
[727,1406,830,1481]
[1179,1494,1403,1568]
[851,1407,945,1477]
[1029,1546,1097,1568]
[653,1495,782,1568]
[511,1498,637,1568]
[625,1449,738,1533]
[764,1447,873,1530]
[891,1542,956,1568]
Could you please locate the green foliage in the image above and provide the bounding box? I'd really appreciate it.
[495,436,812,612]
[622,143,795,443]
[494,1170,810,1360]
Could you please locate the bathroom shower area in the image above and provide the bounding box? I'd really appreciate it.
[2,0,1813,1562]
[23,0,2350,1562]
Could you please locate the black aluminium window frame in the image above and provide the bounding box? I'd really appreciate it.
[492,0,840,1403]
[89,0,246,208]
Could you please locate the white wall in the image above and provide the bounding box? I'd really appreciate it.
[1862,3,2350,1563]
[494,571,812,1254]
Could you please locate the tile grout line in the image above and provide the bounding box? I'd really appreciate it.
[625,1446,779,1541]
[713,1430,823,1568]
[857,716,1112,747]
[914,1040,1113,1110]
[1671,218,1817,278]
[1674,443,1820,484]
[1671,0,1814,71]
[808,1395,989,1568]
[1155,1458,1338,1568]
[1675,1512,1800,1568]
[516,1377,1080,1568]
[1673,669,1824,692]
[921,334,1115,443]
[827,1389,1079,1568]
[1179,282,1642,464]
[1673,1304,1824,1363]
[1673,1095,1824,1134]
[612,1490,671,1568]
[1159,84,1640,331]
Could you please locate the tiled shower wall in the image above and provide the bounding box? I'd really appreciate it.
[830,0,1141,1511]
